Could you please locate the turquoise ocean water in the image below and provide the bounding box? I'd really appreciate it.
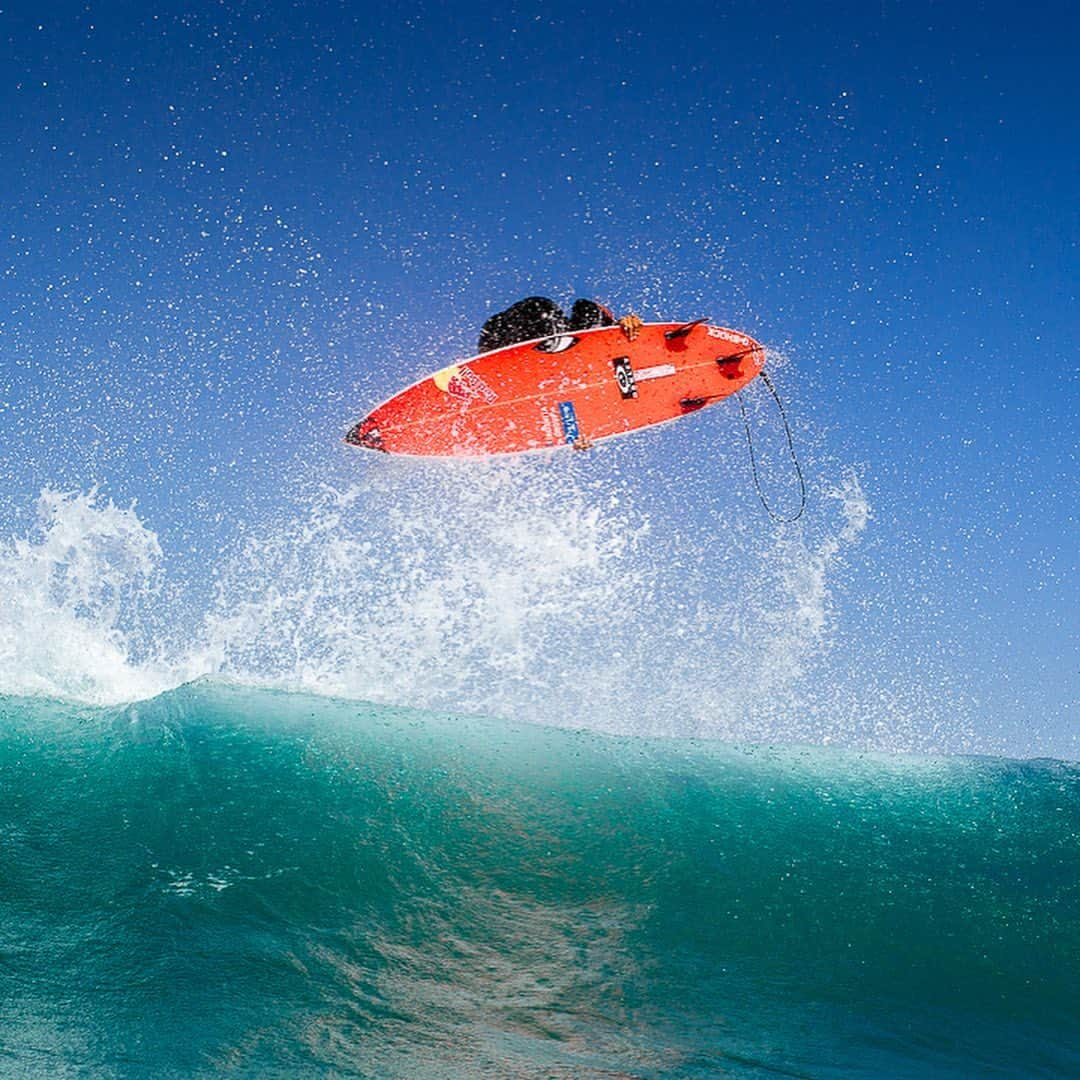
[0,473,1075,1076]
[2,680,1076,1078]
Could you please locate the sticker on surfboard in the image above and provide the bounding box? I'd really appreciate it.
[558,401,580,443]
[432,365,497,404]
[612,357,637,399]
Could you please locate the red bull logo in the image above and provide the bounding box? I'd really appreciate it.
[432,365,497,404]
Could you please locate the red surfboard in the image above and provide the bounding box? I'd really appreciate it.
[345,321,765,457]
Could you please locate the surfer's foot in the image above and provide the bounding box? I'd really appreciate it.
[619,314,643,341]
[572,436,594,451]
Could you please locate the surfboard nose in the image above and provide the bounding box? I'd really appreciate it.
[344,417,386,451]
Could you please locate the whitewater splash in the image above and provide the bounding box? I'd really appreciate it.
[0,453,971,750]
[0,489,168,704]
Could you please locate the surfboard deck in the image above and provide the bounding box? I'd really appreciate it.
[345,321,765,457]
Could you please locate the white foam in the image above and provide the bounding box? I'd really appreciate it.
[0,460,966,752]
[0,490,173,704]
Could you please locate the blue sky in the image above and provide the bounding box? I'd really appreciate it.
[1,1,1075,754]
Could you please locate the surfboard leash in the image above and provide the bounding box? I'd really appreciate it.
[737,369,807,524]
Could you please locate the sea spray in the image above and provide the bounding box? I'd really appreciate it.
[0,489,169,703]
[0,462,965,750]
[196,456,875,742]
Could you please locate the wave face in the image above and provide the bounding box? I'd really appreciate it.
[1,682,1076,1078]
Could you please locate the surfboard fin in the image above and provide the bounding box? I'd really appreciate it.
[665,318,710,340]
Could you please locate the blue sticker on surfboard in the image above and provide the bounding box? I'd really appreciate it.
[558,401,580,443]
